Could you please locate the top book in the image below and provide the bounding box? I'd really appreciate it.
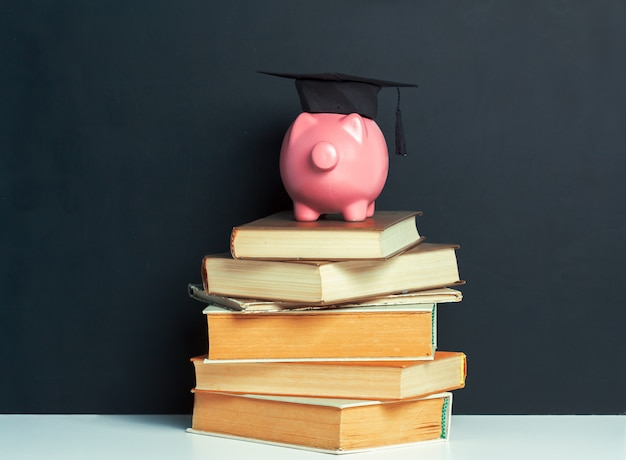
[230,210,423,260]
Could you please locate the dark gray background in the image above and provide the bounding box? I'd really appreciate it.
[2,1,624,414]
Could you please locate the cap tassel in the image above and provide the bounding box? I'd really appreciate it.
[394,87,408,156]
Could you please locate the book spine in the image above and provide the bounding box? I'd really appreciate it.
[432,304,437,350]
[440,392,453,439]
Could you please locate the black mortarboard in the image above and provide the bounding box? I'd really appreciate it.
[259,71,418,156]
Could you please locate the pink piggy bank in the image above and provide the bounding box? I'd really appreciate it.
[280,112,389,222]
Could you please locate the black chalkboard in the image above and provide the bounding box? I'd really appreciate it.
[2,1,624,414]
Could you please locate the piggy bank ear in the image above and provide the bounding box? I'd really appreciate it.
[289,112,318,143]
[340,113,366,143]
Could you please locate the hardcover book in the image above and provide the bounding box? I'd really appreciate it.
[230,210,423,260]
[202,303,439,361]
[202,242,463,304]
[192,351,466,399]
[188,391,453,454]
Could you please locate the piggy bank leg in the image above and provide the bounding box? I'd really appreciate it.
[366,201,375,218]
[341,200,370,222]
[293,202,322,222]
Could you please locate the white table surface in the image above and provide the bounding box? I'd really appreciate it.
[0,414,623,459]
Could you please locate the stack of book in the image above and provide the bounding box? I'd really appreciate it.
[187,210,466,454]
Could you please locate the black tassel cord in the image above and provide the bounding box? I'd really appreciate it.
[395,87,408,157]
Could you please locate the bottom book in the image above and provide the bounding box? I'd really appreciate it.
[187,391,452,454]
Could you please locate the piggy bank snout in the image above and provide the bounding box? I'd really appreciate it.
[310,141,338,171]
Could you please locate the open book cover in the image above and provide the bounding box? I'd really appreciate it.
[189,283,462,312]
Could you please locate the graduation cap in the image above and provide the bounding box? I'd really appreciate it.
[259,71,417,156]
